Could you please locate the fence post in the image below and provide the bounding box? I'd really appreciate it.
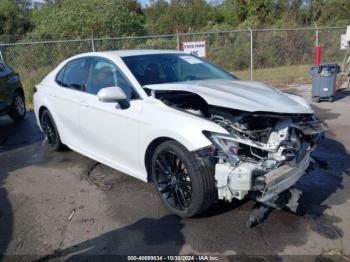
[0,47,3,62]
[91,31,95,52]
[248,28,253,80]
[176,31,180,51]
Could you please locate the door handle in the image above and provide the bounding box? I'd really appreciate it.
[80,100,89,107]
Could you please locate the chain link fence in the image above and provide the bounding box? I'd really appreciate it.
[0,26,348,105]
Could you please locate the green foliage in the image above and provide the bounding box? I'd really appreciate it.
[220,0,247,27]
[145,0,219,34]
[0,0,31,38]
[29,0,145,38]
[246,0,274,26]
[317,0,350,26]
[2,0,349,40]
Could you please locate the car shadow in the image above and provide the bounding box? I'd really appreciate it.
[0,111,43,261]
[196,198,251,218]
[0,111,43,258]
[0,111,43,153]
[295,136,350,240]
[311,104,340,121]
[34,215,184,261]
[0,169,13,260]
[334,88,350,102]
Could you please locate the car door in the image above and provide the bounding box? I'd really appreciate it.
[78,57,142,174]
[0,62,9,113]
[49,58,90,148]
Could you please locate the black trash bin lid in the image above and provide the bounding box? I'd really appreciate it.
[318,63,340,73]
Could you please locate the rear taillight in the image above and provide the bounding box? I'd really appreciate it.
[33,87,37,94]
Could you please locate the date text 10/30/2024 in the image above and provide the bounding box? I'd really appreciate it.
[128,255,219,261]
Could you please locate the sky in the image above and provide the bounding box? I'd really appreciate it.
[138,0,170,6]
[138,0,221,6]
[138,0,152,6]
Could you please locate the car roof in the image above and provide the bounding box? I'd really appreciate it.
[71,49,184,60]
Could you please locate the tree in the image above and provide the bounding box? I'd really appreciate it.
[29,0,145,39]
[15,0,32,10]
[245,0,274,26]
[221,0,248,27]
[0,0,31,38]
[145,0,218,34]
[307,0,324,24]
[317,0,350,25]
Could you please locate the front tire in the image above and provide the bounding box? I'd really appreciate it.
[151,140,215,217]
[40,110,65,151]
[9,91,26,121]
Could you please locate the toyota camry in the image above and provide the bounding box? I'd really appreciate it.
[33,50,326,219]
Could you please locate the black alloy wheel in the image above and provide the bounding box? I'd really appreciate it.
[154,150,193,210]
[40,110,65,151]
[151,140,216,217]
[9,92,26,121]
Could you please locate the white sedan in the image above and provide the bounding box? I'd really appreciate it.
[34,50,326,218]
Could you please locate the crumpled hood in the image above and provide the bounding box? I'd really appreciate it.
[145,79,313,114]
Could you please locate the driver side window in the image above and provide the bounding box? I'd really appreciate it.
[86,58,137,99]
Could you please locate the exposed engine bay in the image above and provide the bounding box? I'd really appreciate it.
[151,89,327,209]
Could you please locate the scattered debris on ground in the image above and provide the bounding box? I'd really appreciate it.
[67,209,76,222]
[84,162,114,190]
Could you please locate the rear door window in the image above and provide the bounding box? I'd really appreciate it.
[60,58,89,91]
[56,67,65,86]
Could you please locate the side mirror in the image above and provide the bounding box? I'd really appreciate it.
[97,86,127,102]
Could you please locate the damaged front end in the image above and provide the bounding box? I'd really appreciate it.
[201,109,327,206]
[151,87,327,222]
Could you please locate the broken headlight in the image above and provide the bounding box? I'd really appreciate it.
[203,131,240,165]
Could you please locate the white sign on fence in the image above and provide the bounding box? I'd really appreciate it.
[340,34,349,50]
[182,41,206,57]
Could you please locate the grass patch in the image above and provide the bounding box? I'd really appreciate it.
[234,64,312,87]
[19,66,52,110]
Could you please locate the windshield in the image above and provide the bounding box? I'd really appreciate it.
[122,53,236,86]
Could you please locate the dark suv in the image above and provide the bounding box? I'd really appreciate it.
[0,61,26,121]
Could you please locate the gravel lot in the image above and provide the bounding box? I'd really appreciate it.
[0,85,350,260]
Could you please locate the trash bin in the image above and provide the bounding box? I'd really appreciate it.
[309,64,340,103]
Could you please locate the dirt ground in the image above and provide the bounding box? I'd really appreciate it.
[1,85,350,261]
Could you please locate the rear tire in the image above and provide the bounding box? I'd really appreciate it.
[9,91,26,121]
[40,110,65,151]
[151,140,215,217]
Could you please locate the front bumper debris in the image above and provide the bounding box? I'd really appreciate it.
[247,188,303,227]
[206,112,326,226]
[214,150,311,202]
[256,152,310,202]
[215,150,311,227]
